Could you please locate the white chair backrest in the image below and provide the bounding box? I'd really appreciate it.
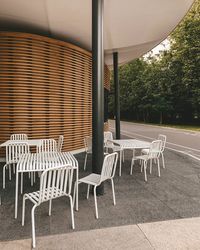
[104,131,113,142]
[37,139,57,153]
[148,140,162,159]
[10,134,28,140]
[104,131,114,147]
[39,164,73,204]
[58,135,64,152]
[158,134,166,152]
[6,142,29,164]
[100,152,118,182]
[84,136,92,153]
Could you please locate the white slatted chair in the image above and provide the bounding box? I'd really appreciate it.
[131,140,162,182]
[9,134,28,174]
[104,132,121,153]
[37,139,57,153]
[142,134,166,168]
[3,142,29,189]
[57,135,64,152]
[10,134,28,140]
[75,152,118,219]
[22,164,75,248]
[104,131,124,164]
[83,136,92,170]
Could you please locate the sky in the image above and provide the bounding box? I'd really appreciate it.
[144,39,170,59]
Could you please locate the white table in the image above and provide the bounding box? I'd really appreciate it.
[15,152,79,219]
[109,139,151,176]
[0,139,42,147]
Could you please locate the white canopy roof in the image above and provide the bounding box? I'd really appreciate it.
[0,0,193,66]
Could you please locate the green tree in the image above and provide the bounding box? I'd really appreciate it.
[109,0,200,125]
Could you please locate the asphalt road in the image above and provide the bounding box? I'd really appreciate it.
[109,120,200,161]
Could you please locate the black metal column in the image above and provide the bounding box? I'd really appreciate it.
[113,52,120,139]
[92,0,104,194]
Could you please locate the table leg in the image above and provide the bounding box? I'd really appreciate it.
[76,168,79,211]
[15,171,19,219]
[133,149,135,165]
[119,150,122,176]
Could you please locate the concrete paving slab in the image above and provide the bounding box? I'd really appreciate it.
[139,217,200,250]
[0,239,31,250]
[37,224,154,250]
[0,225,153,250]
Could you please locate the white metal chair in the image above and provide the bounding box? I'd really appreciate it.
[104,132,121,154]
[142,134,166,168]
[75,152,118,219]
[131,140,162,182]
[3,142,29,189]
[22,164,75,248]
[10,134,28,140]
[104,131,124,167]
[57,135,64,152]
[83,136,92,170]
[37,139,57,153]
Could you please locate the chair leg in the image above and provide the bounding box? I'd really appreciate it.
[157,158,161,177]
[69,195,75,229]
[13,163,15,174]
[73,181,78,210]
[3,164,8,189]
[33,172,36,183]
[161,153,165,169]
[87,184,90,199]
[49,199,52,216]
[22,195,26,226]
[122,150,125,163]
[130,158,134,175]
[31,204,37,249]
[31,173,33,186]
[9,164,11,180]
[93,186,98,219]
[150,159,152,174]
[144,161,147,182]
[84,153,88,171]
[141,160,144,173]
[21,173,23,194]
[111,179,116,205]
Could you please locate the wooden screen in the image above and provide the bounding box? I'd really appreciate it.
[0,32,110,153]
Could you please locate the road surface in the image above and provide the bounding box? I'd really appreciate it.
[109,120,200,161]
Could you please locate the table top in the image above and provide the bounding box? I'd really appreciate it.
[0,139,42,147]
[109,139,151,149]
[17,152,78,172]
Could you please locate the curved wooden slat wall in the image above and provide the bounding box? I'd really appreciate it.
[0,32,110,153]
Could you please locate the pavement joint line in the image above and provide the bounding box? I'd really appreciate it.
[136,224,156,250]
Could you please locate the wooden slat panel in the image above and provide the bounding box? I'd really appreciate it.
[0,32,110,155]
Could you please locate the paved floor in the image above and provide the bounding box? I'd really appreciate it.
[0,144,200,249]
[2,217,200,249]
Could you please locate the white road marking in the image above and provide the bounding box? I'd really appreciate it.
[110,127,200,162]
[121,129,200,152]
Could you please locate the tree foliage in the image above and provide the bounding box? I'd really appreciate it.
[109,0,200,124]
